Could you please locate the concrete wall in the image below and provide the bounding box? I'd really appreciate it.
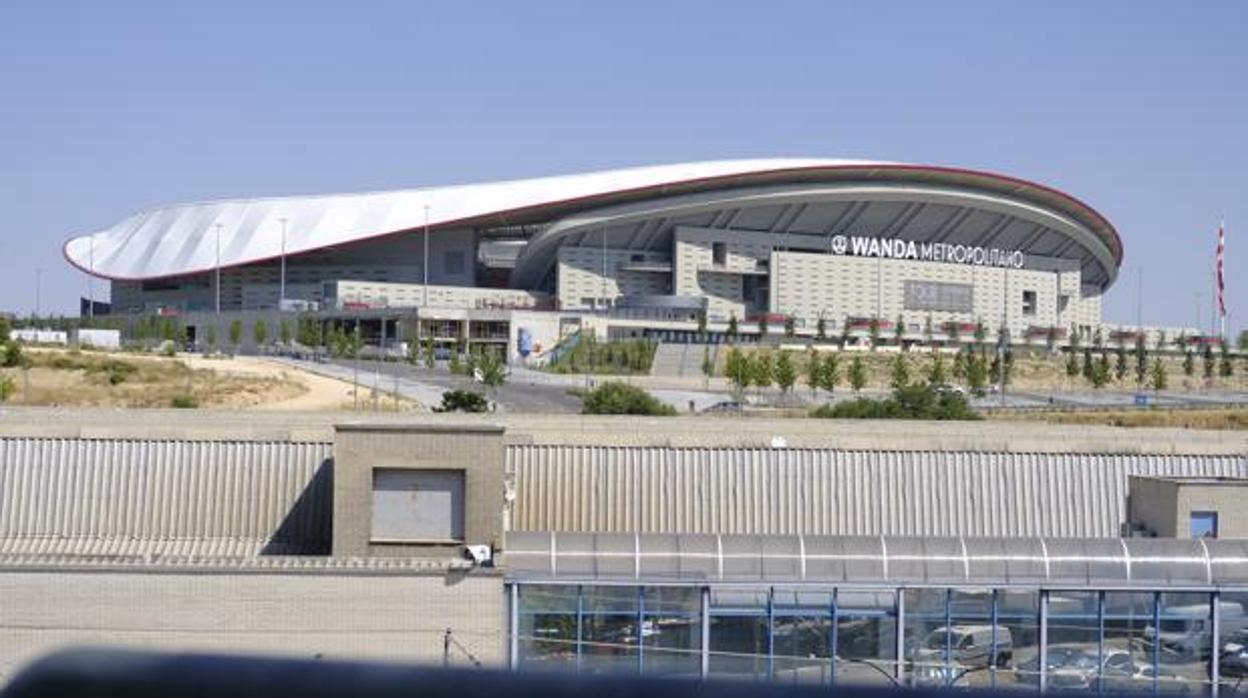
[557,247,670,309]
[332,424,506,558]
[1128,476,1248,538]
[0,565,505,685]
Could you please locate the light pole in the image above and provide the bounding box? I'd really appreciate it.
[423,204,430,308]
[214,222,223,314]
[87,234,95,319]
[279,217,288,309]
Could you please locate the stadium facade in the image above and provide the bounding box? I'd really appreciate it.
[64,159,1127,357]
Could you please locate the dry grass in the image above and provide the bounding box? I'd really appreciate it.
[1,349,307,409]
[988,407,1248,430]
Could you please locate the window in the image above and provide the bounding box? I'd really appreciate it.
[1190,511,1218,538]
[370,468,465,542]
[1022,290,1037,316]
[631,253,645,263]
[712,242,727,266]
[443,251,466,275]
[1058,294,1070,314]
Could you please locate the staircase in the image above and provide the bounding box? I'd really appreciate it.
[649,342,717,378]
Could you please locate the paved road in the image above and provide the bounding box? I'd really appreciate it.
[275,356,1248,415]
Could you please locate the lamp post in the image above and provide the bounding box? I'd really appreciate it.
[87,234,95,319]
[214,222,223,314]
[279,217,288,310]
[423,204,430,308]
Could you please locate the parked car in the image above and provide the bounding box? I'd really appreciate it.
[703,400,744,413]
[1220,628,1248,678]
[1014,645,1154,691]
[909,625,1013,686]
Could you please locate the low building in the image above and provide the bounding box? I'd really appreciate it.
[1128,475,1248,538]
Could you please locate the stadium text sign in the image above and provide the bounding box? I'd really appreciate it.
[829,235,1025,269]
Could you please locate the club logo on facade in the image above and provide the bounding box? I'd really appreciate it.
[828,235,1025,269]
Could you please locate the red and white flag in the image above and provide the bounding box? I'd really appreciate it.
[1217,223,1226,317]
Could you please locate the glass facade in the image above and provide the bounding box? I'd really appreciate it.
[513,583,1245,693]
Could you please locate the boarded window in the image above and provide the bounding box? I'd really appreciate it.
[371,469,465,542]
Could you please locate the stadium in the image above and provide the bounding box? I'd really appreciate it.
[63,158,1123,356]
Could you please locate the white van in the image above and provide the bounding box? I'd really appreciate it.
[1144,600,1246,660]
[911,625,1013,685]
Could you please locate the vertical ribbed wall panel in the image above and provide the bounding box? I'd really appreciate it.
[506,446,1248,538]
[0,437,333,553]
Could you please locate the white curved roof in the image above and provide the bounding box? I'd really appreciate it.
[63,158,1120,282]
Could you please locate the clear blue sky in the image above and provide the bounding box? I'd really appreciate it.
[1,1,1244,330]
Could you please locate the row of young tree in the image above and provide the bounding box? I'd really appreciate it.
[1063,337,1234,390]
[720,346,1014,398]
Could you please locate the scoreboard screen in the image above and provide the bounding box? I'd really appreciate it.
[904,280,974,313]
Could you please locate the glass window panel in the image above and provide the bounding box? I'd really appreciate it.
[773,615,832,685]
[517,585,579,670]
[1103,592,1155,693]
[836,589,898,688]
[1219,592,1248,691]
[642,609,701,678]
[947,589,1007,690]
[642,586,700,615]
[1043,592,1101,693]
[996,590,1040,691]
[904,589,951,688]
[709,615,769,680]
[580,586,640,675]
[711,588,768,614]
[1155,592,1212,692]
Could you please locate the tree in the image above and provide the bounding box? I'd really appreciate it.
[816,316,827,341]
[1219,342,1234,378]
[1090,353,1110,389]
[927,353,947,386]
[894,314,905,346]
[805,351,822,395]
[1065,351,1079,377]
[423,337,436,368]
[581,382,675,415]
[696,310,707,337]
[966,352,988,396]
[889,354,910,390]
[868,318,880,350]
[1082,348,1094,381]
[1156,330,1167,351]
[0,375,14,403]
[725,347,750,394]
[775,352,796,394]
[973,319,986,349]
[1114,345,1128,382]
[750,351,774,392]
[228,319,243,353]
[1183,350,1195,377]
[757,315,768,338]
[1150,358,1167,392]
[1069,324,1081,351]
[1092,327,1104,348]
[848,356,867,393]
[923,314,934,345]
[1203,344,1215,380]
[206,325,218,352]
[476,350,507,393]
[701,347,714,381]
[279,320,292,346]
[1239,329,1248,351]
[726,314,739,342]
[953,350,967,381]
[783,316,795,338]
[819,352,841,394]
[253,319,268,348]
[1134,336,1148,385]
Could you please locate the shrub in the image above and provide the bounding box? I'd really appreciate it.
[1,341,23,368]
[435,389,489,413]
[811,385,979,421]
[170,395,198,409]
[0,375,15,402]
[581,381,676,415]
